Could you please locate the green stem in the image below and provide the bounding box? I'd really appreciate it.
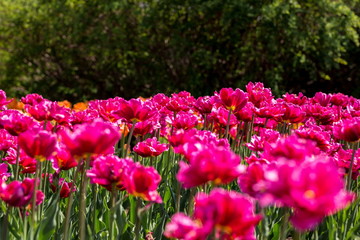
[109,186,118,240]
[14,144,20,181]
[135,198,142,240]
[280,208,290,240]
[118,131,126,158]
[79,156,91,240]
[260,207,268,240]
[125,123,136,158]
[2,206,10,240]
[150,156,154,167]
[23,209,28,240]
[225,109,232,139]
[203,114,208,130]
[346,144,357,190]
[39,160,50,218]
[63,160,83,240]
[92,184,98,235]
[294,230,302,240]
[187,188,196,215]
[175,182,181,212]
[31,161,41,224]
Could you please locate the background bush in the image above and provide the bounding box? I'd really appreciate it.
[0,0,360,101]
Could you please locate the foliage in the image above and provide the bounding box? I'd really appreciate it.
[0,0,360,101]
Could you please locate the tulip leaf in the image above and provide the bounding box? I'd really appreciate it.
[36,193,60,240]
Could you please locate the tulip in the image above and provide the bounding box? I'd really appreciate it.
[87,155,133,191]
[0,178,43,208]
[18,129,57,160]
[60,119,121,158]
[133,137,168,158]
[124,162,162,203]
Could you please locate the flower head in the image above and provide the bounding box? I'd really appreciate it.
[164,213,207,240]
[194,189,262,240]
[60,120,121,159]
[0,163,11,181]
[0,90,12,110]
[333,117,360,142]
[124,163,162,203]
[50,146,78,172]
[0,178,43,207]
[171,111,199,130]
[165,189,262,240]
[246,82,273,107]
[18,128,57,160]
[87,155,133,191]
[216,88,248,112]
[177,146,244,188]
[49,174,76,198]
[112,98,155,123]
[133,137,169,158]
[0,110,38,136]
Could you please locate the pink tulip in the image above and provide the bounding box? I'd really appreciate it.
[305,103,335,125]
[238,163,267,199]
[0,129,17,151]
[255,103,285,119]
[295,125,331,151]
[3,147,37,174]
[246,128,280,152]
[177,146,244,188]
[333,117,360,142]
[49,174,76,198]
[246,82,273,108]
[208,107,238,128]
[257,155,355,230]
[165,189,261,240]
[282,92,308,106]
[20,93,44,105]
[275,103,306,124]
[312,92,331,107]
[330,93,349,107]
[112,98,155,123]
[288,159,355,230]
[87,155,133,191]
[195,189,262,240]
[0,178,43,207]
[124,162,162,203]
[50,146,77,171]
[262,135,320,163]
[217,88,248,112]
[166,92,194,113]
[132,119,160,137]
[133,137,168,158]
[0,90,12,110]
[71,109,99,125]
[164,213,206,240]
[171,111,199,130]
[0,110,38,136]
[0,163,11,181]
[193,96,214,114]
[234,102,255,122]
[88,97,124,122]
[60,119,121,158]
[18,128,57,160]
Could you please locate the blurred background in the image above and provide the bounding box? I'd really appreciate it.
[0,0,359,102]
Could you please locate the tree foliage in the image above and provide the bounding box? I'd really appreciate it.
[0,0,359,101]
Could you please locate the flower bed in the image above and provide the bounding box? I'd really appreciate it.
[0,83,359,240]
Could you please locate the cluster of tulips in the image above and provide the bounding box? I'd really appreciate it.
[0,82,359,240]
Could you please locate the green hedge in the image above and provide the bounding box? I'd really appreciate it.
[0,0,359,101]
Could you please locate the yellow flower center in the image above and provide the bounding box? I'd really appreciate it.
[304,190,316,199]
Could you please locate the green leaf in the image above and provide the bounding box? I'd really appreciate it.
[36,193,60,240]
